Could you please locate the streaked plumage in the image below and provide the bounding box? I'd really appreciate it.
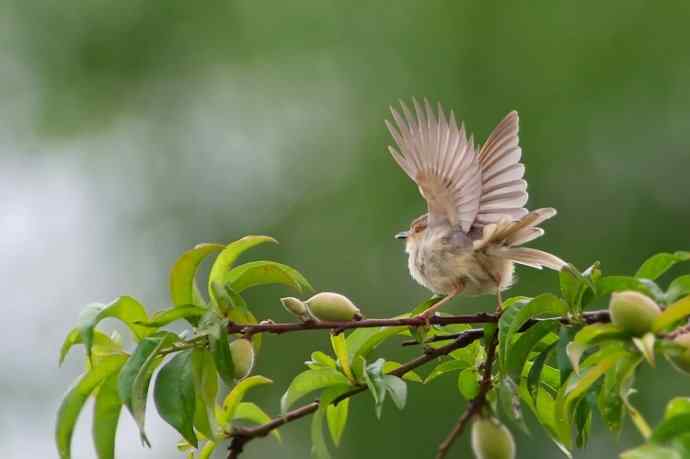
[387,99,565,305]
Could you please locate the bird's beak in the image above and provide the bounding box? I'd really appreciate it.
[394,231,409,240]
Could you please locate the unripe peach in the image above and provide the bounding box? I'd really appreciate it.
[471,416,516,459]
[280,297,309,321]
[305,292,362,322]
[609,291,661,336]
[228,338,254,379]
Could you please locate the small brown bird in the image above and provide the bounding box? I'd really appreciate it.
[386,99,565,317]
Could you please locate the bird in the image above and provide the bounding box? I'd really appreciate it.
[385,99,565,318]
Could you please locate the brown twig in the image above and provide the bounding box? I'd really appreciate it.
[225,309,610,458]
[226,328,485,458]
[229,309,610,338]
[228,312,497,337]
[436,331,499,459]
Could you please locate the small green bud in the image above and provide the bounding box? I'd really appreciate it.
[228,338,255,379]
[668,334,690,375]
[280,297,309,320]
[471,416,516,459]
[609,291,661,336]
[305,292,362,322]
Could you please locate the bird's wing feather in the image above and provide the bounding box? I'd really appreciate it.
[474,111,529,227]
[386,99,481,232]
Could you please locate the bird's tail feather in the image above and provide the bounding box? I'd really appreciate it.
[476,207,566,271]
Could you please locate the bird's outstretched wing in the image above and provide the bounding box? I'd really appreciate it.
[474,111,529,227]
[386,99,482,232]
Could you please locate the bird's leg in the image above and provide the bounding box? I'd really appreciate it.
[417,281,464,322]
[493,273,504,313]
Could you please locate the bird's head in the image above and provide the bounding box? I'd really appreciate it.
[395,214,428,251]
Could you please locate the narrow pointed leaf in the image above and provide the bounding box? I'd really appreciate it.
[55,354,127,459]
[220,375,273,425]
[138,305,207,328]
[170,243,224,308]
[93,373,123,459]
[322,386,351,447]
[383,375,407,410]
[225,260,313,294]
[192,349,219,440]
[330,333,352,381]
[636,251,690,281]
[207,236,277,306]
[281,369,350,414]
[653,295,690,332]
[153,349,197,448]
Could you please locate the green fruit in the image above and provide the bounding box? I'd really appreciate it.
[228,339,255,379]
[280,297,309,320]
[471,417,516,459]
[668,334,690,375]
[609,291,661,336]
[305,292,362,322]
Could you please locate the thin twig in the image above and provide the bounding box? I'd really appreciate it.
[436,331,499,459]
[228,309,609,337]
[226,329,485,458]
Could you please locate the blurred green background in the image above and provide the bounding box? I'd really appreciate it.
[2,1,690,458]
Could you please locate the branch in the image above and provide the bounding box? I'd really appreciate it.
[228,309,610,337]
[436,330,498,459]
[225,309,610,458]
[226,328,485,458]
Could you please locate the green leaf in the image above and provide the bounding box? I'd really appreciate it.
[170,243,224,308]
[93,373,123,459]
[597,354,641,433]
[383,375,407,410]
[425,359,470,384]
[210,325,235,386]
[560,264,592,314]
[55,354,127,459]
[652,414,690,443]
[153,349,197,448]
[633,333,657,367]
[311,403,332,459]
[198,441,217,459]
[458,367,480,400]
[666,398,690,420]
[653,295,690,332]
[636,251,690,281]
[192,349,219,440]
[138,305,207,328]
[220,375,273,425]
[233,402,282,442]
[382,362,422,383]
[597,276,654,298]
[60,329,121,365]
[330,333,353,381]
[499,294,569,373]
[666,275,690,304]
[118,332,176,446]
[557,326,578,385]
[346,325,407,363]
[306,351,337,370]
[500,376,529,434]
[323,386,350,447]
[207,236,277,306]
[79,297,151,362]
[555,350,628,448]
[281,368,350,414]
[225,260,313,294]
[620,444,683,459]
[363,359,387,419]
[527,342,558,402]
[573,323,626,347]
[574,396,593,448]
[506,320,559,378]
